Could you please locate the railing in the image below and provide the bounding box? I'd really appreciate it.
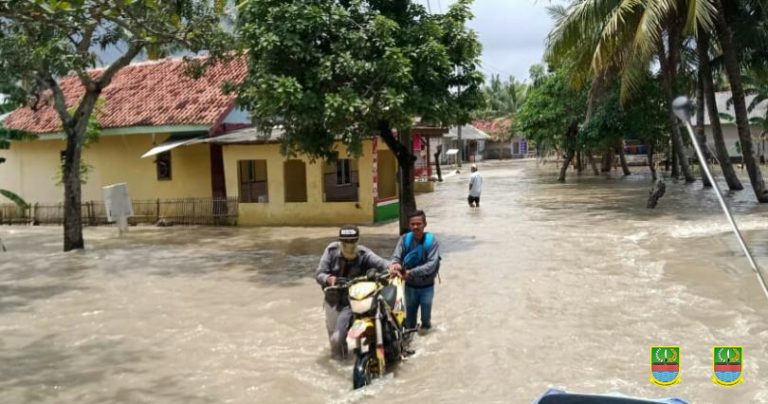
[0,198,239,226]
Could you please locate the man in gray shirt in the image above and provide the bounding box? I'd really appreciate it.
[388,210,440,331]
[315,225,389,359]
[468,164,482,207]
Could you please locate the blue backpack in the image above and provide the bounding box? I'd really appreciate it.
[402,232,440,277]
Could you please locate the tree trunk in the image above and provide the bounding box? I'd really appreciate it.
[671,141,679,178]
[618,140,630,176]
[659,24,695,183]
[558,124,578,182]
[695,69,712,187]
[713,0,768,201]
[62,92,101,251]
[698,28,742,190]
[587,150,599,175]
[433,145,443,182]
[647,144,657,181]
[601,150,612,172]
[378,121,417,234]
[576,150,583,173]
[558,148,575,183]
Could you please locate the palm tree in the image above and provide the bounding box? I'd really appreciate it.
[546,0,722,184]
[480,74,527,119]
[741,69,768,137]
[712,0,768,201]
[697,27,743,190]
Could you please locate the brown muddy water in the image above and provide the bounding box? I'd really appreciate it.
[1,160,767,403]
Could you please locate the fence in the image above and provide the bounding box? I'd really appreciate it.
[0,198,239,226]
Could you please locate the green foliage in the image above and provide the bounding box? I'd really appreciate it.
[236,0,484,159]
[583,75,668,149]
[478,74,527,121]
[0,1,235,109]
[516,69,586,152]
[53,98,104,185]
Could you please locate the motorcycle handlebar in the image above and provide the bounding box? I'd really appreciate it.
[322,271,391,292]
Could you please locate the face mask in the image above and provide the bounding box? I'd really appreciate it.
[341,242,358,260]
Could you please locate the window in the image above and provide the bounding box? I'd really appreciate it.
[283,160,308,202]
[238,160,268,203]
[324,158,359,202]
[156,151,172,180]
[336,159,351,185]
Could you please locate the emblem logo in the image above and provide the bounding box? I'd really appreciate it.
[650,346,681,386]
[712,346,743,386]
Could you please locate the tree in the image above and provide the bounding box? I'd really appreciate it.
[236,0,484,233]
[545,0,725,183]
[479,74,527,120]
[516,68,587,182]
[713,0,768,201]
[697,27,742,190]
[583,76,668,178]
[0,0,234,251]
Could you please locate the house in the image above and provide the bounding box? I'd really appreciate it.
[184,126,400,225]
[441,125,491,163]
[472,118,530,160]
[695,91,768,160]
[1,57,249,206]
[0,57,401,226]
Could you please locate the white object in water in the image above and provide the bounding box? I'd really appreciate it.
[103,183,133,235]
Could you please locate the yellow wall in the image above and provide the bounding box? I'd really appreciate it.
[377,150,398,199]
[224,141,376,225]
[0,134,212,203]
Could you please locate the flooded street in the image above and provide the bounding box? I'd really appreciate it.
[1,160,767,403]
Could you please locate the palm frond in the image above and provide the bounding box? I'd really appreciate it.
[687,0,717,35]
[0,190,29,210]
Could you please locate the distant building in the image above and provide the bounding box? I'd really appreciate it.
[694,91,768,159]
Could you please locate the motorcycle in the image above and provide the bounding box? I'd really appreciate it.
[324,272,413,389]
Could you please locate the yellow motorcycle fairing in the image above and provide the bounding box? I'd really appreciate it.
[347,318,374,340]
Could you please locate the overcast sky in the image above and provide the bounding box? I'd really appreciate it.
[102,1,558,84]
[419,0,559,83]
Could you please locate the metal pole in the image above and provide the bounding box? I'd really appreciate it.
[673,96,768,301]
[457,125,462,168]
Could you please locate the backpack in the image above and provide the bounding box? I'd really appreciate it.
[402,232,441,280]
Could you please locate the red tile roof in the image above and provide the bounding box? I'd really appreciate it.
[472,117,512,139]
[4,56,247,134]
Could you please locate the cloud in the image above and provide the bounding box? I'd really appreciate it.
[426,0,556,82]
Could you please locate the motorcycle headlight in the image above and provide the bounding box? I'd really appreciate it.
[349,281,377,314]
[350,296,375,314]
[349,282,377,300]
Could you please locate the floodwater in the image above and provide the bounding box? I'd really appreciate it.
[1,160,767,403]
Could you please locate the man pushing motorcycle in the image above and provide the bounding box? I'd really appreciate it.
[388,210,441,331]
[315,225,389,359]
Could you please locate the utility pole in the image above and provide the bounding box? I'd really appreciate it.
[457,124,462,168]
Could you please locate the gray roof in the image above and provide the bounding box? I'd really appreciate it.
[445,125,491,140]
[694,91,768,125]
[194,126,285,144]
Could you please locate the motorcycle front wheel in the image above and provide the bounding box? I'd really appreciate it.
[352,351,381,389]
